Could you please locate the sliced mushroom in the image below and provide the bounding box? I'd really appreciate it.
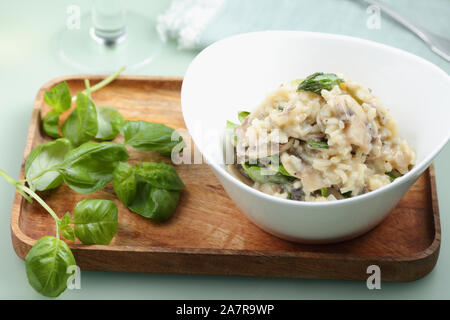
[341,97,371,153]
[392,150,410,174]
[280,152,303,179]
[346,115,370,153]
[326,93,371,153]
[299,165,329,193]
[327,187,345,200]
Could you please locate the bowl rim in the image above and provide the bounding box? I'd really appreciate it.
[181,30,450,208]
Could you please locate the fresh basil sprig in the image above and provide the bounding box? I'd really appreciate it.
[42,66,125,141]
[297,72,343,95]
[122,120,184,157]
[0,169,119,297]
[113,162,184,221]
[1,66,188,298]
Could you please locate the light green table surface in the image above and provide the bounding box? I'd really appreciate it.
[0,0,449,299]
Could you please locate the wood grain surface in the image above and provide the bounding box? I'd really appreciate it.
[10,75,441,282]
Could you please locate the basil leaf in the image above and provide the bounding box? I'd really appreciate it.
[226,120,238,131]
[95,106,124,140]
[386,172,398,182]
[25,236,76,297]
[266,156,292,177]
[320,187,328,197]
[62,93,98,147]
[238,111,250,123]
[25,138,72,191]
[226,120,239,143]
[128,181,180,222]
[297,73,343,95]
[43,81,72,114]
[306,140,329,149]
[58,212,75,241]
[58,141,129,193]
[242,164,294,184]
[134,162,185,191]
[73,199,118,245]
[290,78,304,85]
[113,162,183,221]
[342,191,352,198]
[113,162,137,206]
[122,120,184,156]
[278,164,292,177]
[146,188,180,222]
[42,81,73,139]
[43,110,61,138]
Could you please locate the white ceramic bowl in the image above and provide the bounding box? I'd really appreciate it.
[181,31,450,243]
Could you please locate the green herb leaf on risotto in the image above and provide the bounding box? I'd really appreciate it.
[226,120,239,143]
[238,111,250,123]
[342,191,352,198]
[278,164,292,177]
[320,188,328,197]
[306,140,329,149]
[242,163,294,185]
[386,172,398,182]
[297,72,343,95]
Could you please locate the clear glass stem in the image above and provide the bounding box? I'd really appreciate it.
[91,0,126,45]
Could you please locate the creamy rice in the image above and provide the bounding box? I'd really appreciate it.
[227,74,416,202]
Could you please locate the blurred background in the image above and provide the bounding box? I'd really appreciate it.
[0,0,449,299]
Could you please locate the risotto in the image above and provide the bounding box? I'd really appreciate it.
[226,72,416,202]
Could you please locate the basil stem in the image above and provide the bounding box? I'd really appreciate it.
[0,169,60,237]
[76,66,126,100]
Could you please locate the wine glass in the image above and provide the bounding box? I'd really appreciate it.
[59,0,164,72]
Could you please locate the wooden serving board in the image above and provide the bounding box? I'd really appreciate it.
[11,75,440,282]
